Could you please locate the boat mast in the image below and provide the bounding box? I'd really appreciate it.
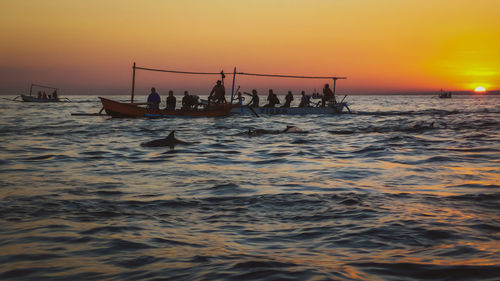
[131,62,136,103]
[230,67,236,104]
[30,84,34,96]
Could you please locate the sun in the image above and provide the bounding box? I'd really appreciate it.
[474,86,486,93]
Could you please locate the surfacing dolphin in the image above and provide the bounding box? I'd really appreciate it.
[247,125,309,136]
[141,131,190,148]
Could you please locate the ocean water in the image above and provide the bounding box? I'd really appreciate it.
[0,94,499,280]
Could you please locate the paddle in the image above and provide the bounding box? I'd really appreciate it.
[339,95,348,104]
[246,105,259,117]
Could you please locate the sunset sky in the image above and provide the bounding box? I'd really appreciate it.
[1,0,499,95]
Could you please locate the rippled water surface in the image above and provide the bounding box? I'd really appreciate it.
[0,95,499,280]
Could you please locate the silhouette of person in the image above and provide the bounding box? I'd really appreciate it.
[281,91,294,107]
[209,80,226,104]
[147,87,161,109]
[166,90,176,110]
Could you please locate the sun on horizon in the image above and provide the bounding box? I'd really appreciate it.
[474,86,486,93]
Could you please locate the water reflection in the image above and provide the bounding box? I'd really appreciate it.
[0,95,499,280]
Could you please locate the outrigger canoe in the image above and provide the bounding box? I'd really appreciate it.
[99,97,236,118]
[17,84,67,102]
[20,94,62,102]
[230,102,350,115]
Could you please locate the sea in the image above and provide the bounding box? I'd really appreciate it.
[0,94,499,281]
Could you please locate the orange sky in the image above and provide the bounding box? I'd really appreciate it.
[1,0,499,94]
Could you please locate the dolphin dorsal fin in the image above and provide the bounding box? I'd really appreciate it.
[166,130,175,139]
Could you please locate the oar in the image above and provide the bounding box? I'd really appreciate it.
[339,95,348,104]
[246,105,259,117]
[64,97,72,102]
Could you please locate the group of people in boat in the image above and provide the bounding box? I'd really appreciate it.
[237,83,336,108]
[37,90,58,100]
[146,81,337,110]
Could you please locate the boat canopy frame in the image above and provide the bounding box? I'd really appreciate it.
[129,62,347,104]
[29,84,58,96]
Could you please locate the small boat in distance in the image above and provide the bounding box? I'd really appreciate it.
[18,84,68,102]
[438,89,452,98]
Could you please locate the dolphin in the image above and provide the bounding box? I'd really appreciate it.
[141,131,190,148]
[247,125,309,136]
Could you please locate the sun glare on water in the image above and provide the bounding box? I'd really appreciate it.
[474,86,486,93]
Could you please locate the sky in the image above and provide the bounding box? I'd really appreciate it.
[1,0,499,95]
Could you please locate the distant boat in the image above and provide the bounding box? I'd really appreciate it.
[99,97,236,118]
[17,84,68,102]
[438,90,452,98]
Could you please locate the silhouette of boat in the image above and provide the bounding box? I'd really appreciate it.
[99,97,235,118]
[231,102,350,115]
[18,84,68,102]
[438,89,452,98]
[99,63,351,117]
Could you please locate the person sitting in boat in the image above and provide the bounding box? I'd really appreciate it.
[281,91,294,108]
[182,91,195,110]
[246,89,259,107]
[166,90,176,110]
[42,91,47,99]
[37,91,42,99]
[298,91,311,107]
[52,90,58,100]
[190,94,200,110]
[208,80,226,104]
[322,84,335,107]
[236,92,245,105]
[264,89,280,107]
[147,87,161,109]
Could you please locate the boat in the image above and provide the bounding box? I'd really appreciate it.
[99,63,239,118]
[99,97,236,118]
[20,94,62,102]
[230,102,350,115]
[18,84,67,102]
[438,89,452,98]
[99,62,351,117]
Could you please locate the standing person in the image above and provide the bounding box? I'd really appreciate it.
[208,80,226,104]
[281,91,294,107]
[264,89,280,107]
[37,91,42,99]
[147,87,161,109]
[298,91,310,107]
[322,84,335,107]
[166,90,176,110]
[246,89,259,107]
[52,90,58,100]
[42,91,47,99]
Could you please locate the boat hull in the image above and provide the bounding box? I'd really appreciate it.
[20,94,61,102]
[99,97,236,118]
[230,102,348,115]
